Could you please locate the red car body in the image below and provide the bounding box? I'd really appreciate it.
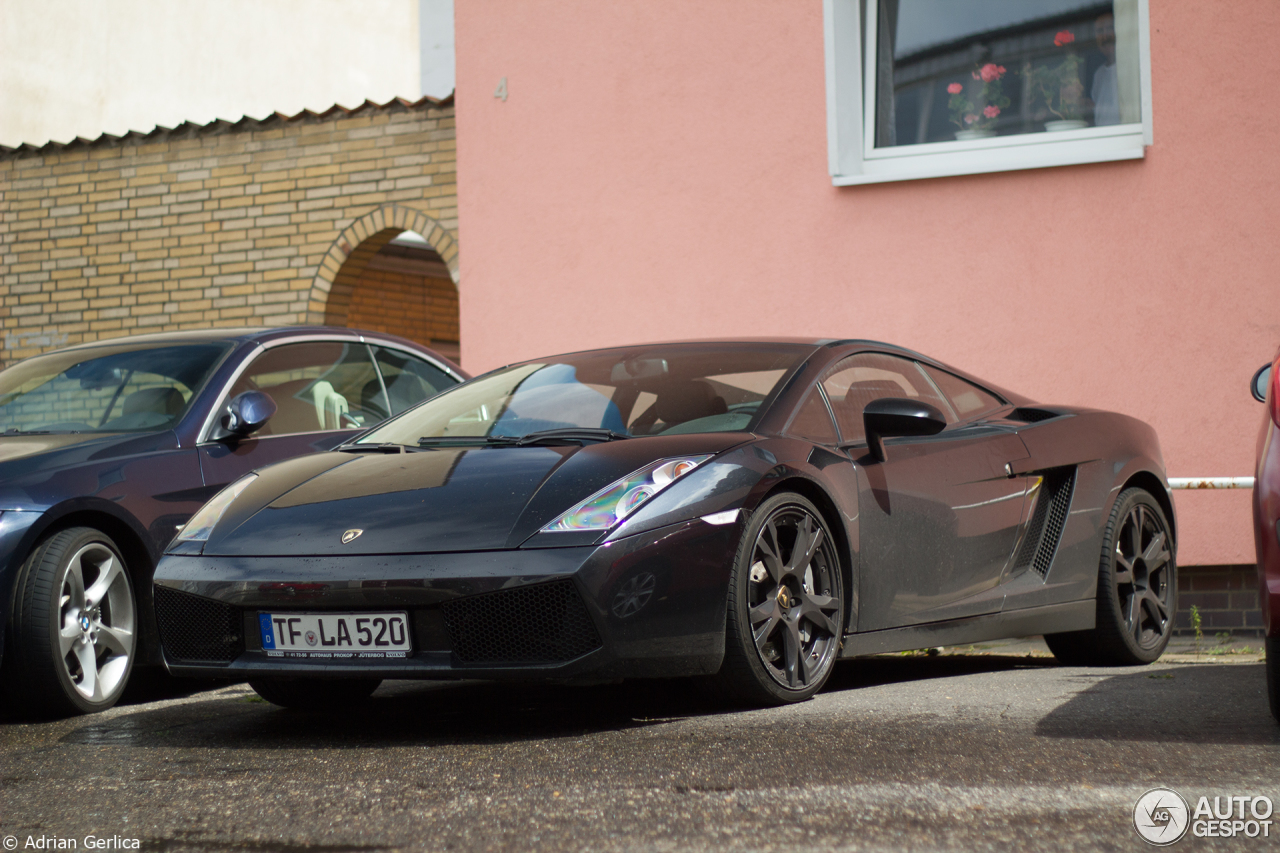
[1251,348,1280,721]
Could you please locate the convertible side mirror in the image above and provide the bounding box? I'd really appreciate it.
[1252,363,1271,403]
[217,390,277,440]
[862,397,947,462]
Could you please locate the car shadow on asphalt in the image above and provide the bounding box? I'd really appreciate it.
[57,677,714,749]
[50,653,1068,750]
[826,652,1060,692]
[1034,663,1280,745]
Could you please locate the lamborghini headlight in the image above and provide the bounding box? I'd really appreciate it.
[542,456,713,532]
[174,473,258,543]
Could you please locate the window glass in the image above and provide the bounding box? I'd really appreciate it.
[821,353,953,444]
[787,388,840,445]
[874,0,1140,148]
[359,344,809,445]
[370,347,455,418]
[0,343,229,433]
[922,365,1004,420]
[228,342,380,436]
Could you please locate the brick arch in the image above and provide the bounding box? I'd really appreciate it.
[307,204,458,327]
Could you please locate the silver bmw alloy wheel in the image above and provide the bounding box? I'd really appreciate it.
[3,527,136,716]
[57,539,135,705]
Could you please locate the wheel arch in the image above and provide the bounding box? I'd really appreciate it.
[14,501,160,663]
[760,476,857,630]
[1119,469,1177,549]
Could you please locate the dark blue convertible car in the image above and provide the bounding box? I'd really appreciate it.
[0,327,464,715]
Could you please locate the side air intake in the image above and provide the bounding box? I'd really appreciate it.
[1013,468,1077,578]
[154,585,244,664]
[1009,407,1061,423]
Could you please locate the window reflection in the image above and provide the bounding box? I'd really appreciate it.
[873,0,1141,148]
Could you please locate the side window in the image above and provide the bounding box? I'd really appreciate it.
[821,352,953,444]
[371,347,455,418]
[227,342,380,436]
[921,365,1005,421]
[786,387,839,445]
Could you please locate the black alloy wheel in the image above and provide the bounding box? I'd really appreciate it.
[1046,488,1175,665]
[717,492,845,705]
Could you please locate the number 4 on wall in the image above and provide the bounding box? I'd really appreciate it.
[494,77,508,102]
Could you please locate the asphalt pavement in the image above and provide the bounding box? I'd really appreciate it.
[2,638,1277,852]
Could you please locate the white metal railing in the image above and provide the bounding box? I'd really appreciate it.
[1167,477,1256,490]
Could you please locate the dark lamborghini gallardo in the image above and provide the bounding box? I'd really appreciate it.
[154,339,1178,707]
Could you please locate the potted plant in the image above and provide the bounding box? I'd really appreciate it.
[1025,30,1087,131]
[947,63,1010,140]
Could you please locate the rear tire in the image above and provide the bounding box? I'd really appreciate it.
[1,527,136,717]
[248,677,381,709]
[715,492,844,705]
[1045,488,1175,666]
[1267,637,1279,724]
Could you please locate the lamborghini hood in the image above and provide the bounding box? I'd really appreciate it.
[202,434,746,556]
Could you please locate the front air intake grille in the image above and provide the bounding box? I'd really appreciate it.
[440,580,602,665]
[154,585,243,664]
[1014,468,1077,578]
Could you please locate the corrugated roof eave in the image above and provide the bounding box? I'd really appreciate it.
[0,93,454,158]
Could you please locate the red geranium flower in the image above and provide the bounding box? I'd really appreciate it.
[947,82,963,95]
[1054,30,1075,46]
[983,105,1001,119]
[978,63,1006,83]
[964,113,978,125]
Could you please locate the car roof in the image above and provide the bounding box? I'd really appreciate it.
[40,326,423,353]
[504,337,933,364]
[490,337,1027,405]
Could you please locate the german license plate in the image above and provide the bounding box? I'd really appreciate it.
[259,612,411,658]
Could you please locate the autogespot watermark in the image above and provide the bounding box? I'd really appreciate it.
[1133,787,1275,845]
[1,836,140,850]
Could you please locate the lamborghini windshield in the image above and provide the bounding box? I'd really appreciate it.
[0,342,231,434]
[357,343,811,445]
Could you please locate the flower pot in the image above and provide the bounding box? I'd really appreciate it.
[954,129,996,140]
[1044,119,1087,132]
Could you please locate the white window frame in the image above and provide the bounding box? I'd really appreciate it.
[823,0,1153,186]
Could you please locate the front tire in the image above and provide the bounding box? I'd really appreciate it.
[1046,488,1175,666]
[249,677,381,709]
[3,527,136,716]
[715,493,845,705]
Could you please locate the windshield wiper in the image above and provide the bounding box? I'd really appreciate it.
[514,428,630,446]
[414,429,630,448]
[2,428,56,436]
[416,435,521,448]
[336,442,416,454]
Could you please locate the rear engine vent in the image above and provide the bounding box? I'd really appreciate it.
[1014,468,1077,578]
[1009,407,1061,423]
[154,585,243,664]
[441,579,602,665]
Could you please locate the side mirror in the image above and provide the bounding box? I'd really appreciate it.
[219,390,276,439]
[1252,363,1271,403]
[863,397,947,462]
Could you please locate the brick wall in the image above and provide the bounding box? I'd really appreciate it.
[347,265,459,361]
[1175,564,1263,635]
[0,97,458,366]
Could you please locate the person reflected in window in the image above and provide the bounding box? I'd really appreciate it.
[1091,13,1120,126]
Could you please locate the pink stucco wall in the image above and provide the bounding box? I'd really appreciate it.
[455,1,1280,566]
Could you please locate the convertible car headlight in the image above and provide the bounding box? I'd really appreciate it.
[174,473,258,543]
[542,455,713,532]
